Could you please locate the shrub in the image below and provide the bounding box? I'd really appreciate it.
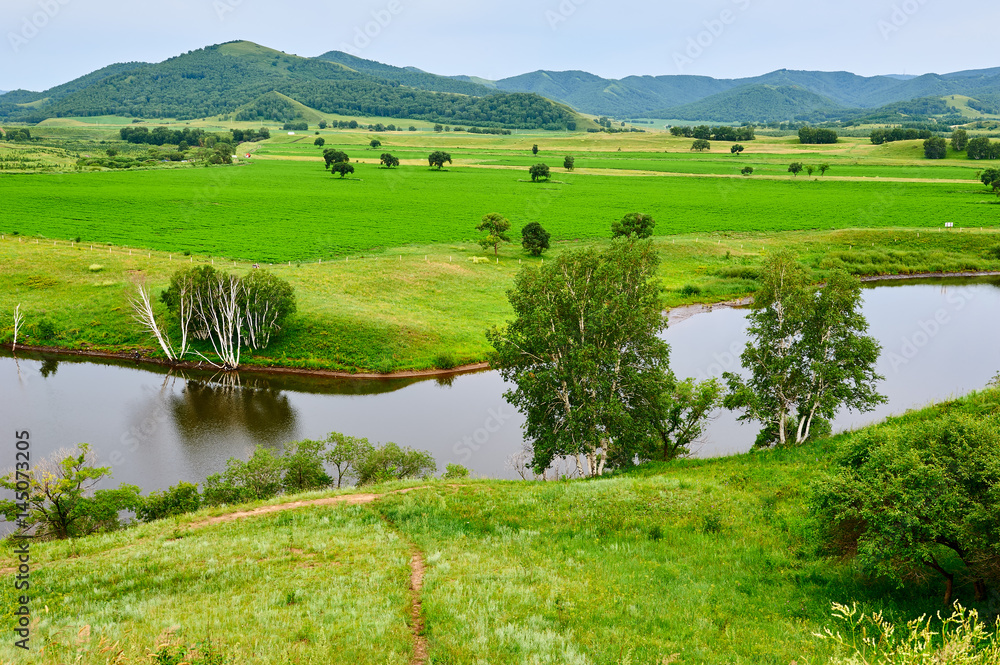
[281,439,332,493]
[137,482,202,522]
[443,463,471,479]
[679,284,702,296]
[203,447,285,506]
[354,442,437,486]
[433,353,457,370]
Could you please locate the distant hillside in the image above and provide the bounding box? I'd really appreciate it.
[0,41,577,130]
[489,66,1000,121]
[654,85,842,122]
[316,51,495,96]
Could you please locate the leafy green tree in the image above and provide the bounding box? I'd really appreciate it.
[281,439,332,493]
[203,447,285,506]
[819,163,830,176]
[691,139,711,151]
[354,442,437,486]
[967,137,999,160]
[428,151,452,169]
[647,378,724,461]
[741,166,754,176]
[723,253,885,447]
[486,241,674,476]
[323,148,349,169]
[0,444,142,540]
[318,120,328,129]
[370,138,382,149]
[611,212,655,239]
[951,128,969,152]
[380,152,400,168]
[433,124,443,133]
[529,163,551,182]
[532,144,539,155]
[324,432,373,488]
[924,136,948,159]
[521,222,551,256]
[314,137,325,147]
[477,212,512,256]
[811,413,1000,605]
[137,482,202,522]
[788,162,804,176]
[563,155,575,171]
[730,144,744,155]
[331,162,355,178]
[979,167,1000,188]
[806,165,816,176]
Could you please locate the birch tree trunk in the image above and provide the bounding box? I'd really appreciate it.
[129,283,175,361]
[12,304,24,353]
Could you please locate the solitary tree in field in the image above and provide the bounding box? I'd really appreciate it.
[564,155,575,171]
[428,151,452,169]
[981,167,1000,189]
[331,162,355,178]
[532,144,539,155]
[924,136,948,159]
[433,124,443,133]
[730,144,744,155]
[692,139,711,152]
[370,139,382,149]
[529,163,551,182]
[520,222,551,256]
[380,153,400,168]
[723,252,885,447]
[951,128,969,152]
[788,162,804,176]
[741,166,754,176]
[314,137,325,147]
[611,212,656,240]
[477,213,512,257]
[819,163,830,176]
[323,148,349,170]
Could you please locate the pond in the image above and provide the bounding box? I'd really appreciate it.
[2,276,999,492]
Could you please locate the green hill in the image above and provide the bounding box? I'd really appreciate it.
[654,85,843,122]
[0,41,577,130]
[317,50,495,96]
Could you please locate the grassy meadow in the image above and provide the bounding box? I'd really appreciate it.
[2,120,1000,371]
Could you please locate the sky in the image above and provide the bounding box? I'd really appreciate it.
[1,0,998,92]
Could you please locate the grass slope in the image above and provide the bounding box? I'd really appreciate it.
[6,390,1000,663]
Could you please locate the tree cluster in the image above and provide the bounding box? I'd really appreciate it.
[798,126,839,144]
[967,137,1000,160]
[869,127,933,145]
[669,125,756,141]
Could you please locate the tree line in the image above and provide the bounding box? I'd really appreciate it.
[669,125,757,141]
[119,126,269,147]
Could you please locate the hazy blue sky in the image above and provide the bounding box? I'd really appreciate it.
[2,0,998,91]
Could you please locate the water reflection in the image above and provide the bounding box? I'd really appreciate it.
[169,377,297,445]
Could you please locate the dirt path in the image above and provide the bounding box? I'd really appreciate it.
[409,548,429,665]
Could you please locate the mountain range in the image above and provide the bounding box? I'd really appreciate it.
[2,41,998,126]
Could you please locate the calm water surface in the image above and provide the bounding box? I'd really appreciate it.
[2,277,998,491]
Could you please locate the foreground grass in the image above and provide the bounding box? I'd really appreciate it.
[5,391,999,664]
[0,503,414,665]
[2,227,1000,372]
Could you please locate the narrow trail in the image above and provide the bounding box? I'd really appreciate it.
[2,486,439,663]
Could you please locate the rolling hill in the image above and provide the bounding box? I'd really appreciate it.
[653,85,843,123]
[0,41,578,130]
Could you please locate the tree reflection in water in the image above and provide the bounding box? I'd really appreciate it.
[170,372,298,444]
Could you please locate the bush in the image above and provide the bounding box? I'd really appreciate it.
[679,284,702,297]
[611,212,656,239]
[443,463,470,479]
[281,439,332,493]
[521,221,551,256]
[433,353,457,370]
[203,447,284,506]
[137,482,202,522]
[35,318,57,341]
[355,442,437,486]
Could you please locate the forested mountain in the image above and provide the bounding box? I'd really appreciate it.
[488,66,1000,121]
[316,51,494,96]
[654,85,843,123]
[0,41,577,129]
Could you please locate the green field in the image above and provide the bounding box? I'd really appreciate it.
[2,123,1000,372]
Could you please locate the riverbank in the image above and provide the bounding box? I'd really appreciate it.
[3,228,1000,374]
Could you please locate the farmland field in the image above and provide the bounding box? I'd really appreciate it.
[3,121,1000,371]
